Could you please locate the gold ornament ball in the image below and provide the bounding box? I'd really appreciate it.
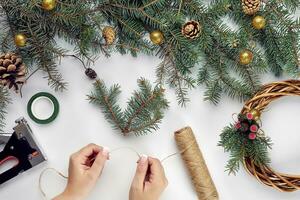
[239,49,254,65]
[14,34,27,47]
[150,30,164,45]
[250,109,261,121]
[252,15,266,30]
[42,0,56,11]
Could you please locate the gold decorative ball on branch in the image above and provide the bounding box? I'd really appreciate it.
[181,21,202,39]
[249,109,261,121]
[102,26,116,45]
[150,30,164,45]
[252,15,266,30]
[14,33,27,47]
[0,53,27,92]
[239,49,254,65]
[242,0,261,15]
[42,0,56,11]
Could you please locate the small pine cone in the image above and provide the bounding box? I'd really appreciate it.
[0,52,27,92]
[102,26,116,45]
[181,21,202,39]
[242,0,261,15]
[85,68,97,79]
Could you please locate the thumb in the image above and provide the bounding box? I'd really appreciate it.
[90,147,109,176]
[132,155,149,189]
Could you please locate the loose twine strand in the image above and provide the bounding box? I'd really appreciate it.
[38,142,196,199]
[39,127,219,200]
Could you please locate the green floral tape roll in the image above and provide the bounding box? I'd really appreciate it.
[27,92,59,124]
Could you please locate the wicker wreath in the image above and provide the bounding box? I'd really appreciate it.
[220,80,300,192]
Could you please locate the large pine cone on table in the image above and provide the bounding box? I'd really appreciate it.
[0,53,27,92]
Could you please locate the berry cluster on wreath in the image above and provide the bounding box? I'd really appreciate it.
[235,112,260,140]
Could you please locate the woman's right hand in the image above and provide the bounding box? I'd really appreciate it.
[129,156,168,200]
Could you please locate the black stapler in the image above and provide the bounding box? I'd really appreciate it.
[0,117,46,184]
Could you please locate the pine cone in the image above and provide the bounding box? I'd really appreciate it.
[242,0,261,15]
[85,68,97,79]
[0,52,27,92]
[102,26,116,45]
[181,21,202,39]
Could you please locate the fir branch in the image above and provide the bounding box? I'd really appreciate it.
[0,0,299,108]
[0,86,10,132]
[88,80,125,132]
[88,78,169,136]
[219,124,272,175]
[157,44,196,107]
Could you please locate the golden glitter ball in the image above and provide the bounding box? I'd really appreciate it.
[42,0,56,11]
[250,109,261,121]
[150,30,164,45]
[14,33,27,47]
[239,49,254,65]
[252,15,266,30]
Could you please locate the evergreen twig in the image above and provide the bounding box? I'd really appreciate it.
[88,78,169,136]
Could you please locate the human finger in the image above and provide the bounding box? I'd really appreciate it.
[89,147,109,176]
[131,155,149,189]
[78,143,101,158]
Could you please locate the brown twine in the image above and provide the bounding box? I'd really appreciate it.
[175,127,219,200]
[38,139,200,199]
[240,80,300,192]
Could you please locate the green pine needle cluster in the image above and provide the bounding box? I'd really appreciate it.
[219,124,272,174]
[0,86,10,133]
[0,0,299,129]
[88,78,169,136]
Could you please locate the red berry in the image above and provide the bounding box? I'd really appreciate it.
[246,113,253,120]
[249,133,257,140]
[250,124,258,132]
[235,122,241,129]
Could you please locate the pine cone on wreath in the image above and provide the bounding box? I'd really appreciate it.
[242,0,261,15]
[0,53,27,92]
[181,21,202,39]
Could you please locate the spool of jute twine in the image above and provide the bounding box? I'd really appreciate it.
[175,127,219,200]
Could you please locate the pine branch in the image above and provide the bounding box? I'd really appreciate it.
[0,86,10,132]
[0,0,299,106]
[156,44,196,107]
[219,123,272,175]
[88,78,169,136]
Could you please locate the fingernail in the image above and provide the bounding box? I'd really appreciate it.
[139,154,148,164]
[102,146,109,157]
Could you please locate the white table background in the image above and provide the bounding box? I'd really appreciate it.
[1,15,300,199]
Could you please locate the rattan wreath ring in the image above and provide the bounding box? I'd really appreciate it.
[241,80,300,192]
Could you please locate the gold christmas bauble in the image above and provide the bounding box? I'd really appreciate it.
[150,30,164,45]
[250,109,261,121]
[239,49,253,65]
[14,33,27,47]
[42,0,56,11]
[252,15,266,30]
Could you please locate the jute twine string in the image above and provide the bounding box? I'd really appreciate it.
[175,127,219,200]
[241,80,300,192]
[39,127,216,199]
